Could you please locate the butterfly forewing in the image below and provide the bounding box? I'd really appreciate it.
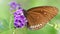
[25,6,58,30]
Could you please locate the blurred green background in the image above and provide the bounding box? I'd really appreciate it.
[0,0,60,34]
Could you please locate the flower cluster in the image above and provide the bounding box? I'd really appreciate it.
[10,2,20,10]
[10,2,27,28]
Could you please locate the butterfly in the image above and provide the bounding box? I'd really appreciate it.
[25,6,58,30]
[10,2,58,30]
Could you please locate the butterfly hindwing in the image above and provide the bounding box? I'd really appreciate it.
[25,6,58,30]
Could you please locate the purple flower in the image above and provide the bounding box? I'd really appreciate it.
[9,1,27,28]
[14,9,23,15]
[10,2,20,10]
[14,9,27,28]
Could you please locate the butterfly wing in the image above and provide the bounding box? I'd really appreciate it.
[25,6,58,30]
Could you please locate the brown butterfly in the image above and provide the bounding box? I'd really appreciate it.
[24,6,58,30]
[10,2,58,30]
